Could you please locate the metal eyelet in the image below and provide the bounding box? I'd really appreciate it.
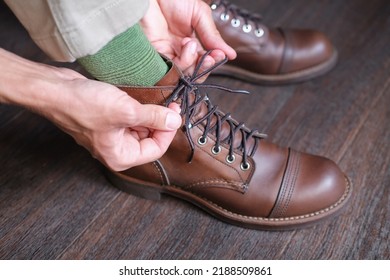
[226,154,236,164]
[211,4,218,10]
[231,18,240,28]
[221,13,230,21]
[197,136,207,145]
[212,145,222,155]
[240,162,251,171]
[255,28,265,37]
[243,24,252,33]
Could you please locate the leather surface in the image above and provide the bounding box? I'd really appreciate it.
[210,1,335,75]
[116,62,349,222]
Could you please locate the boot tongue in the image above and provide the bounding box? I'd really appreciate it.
[190,90,256,155]
[154,57,257,156]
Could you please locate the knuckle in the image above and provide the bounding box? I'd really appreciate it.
[122,100,138,124]
[199,1,211,13]
[149,108,162,127]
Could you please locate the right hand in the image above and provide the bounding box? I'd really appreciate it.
[141,0,236,81]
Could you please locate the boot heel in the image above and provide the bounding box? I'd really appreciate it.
[104,170,162,201]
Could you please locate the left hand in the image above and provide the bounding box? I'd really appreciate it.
[141,0,236,80]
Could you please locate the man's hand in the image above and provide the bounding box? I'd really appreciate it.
[141,0,236,80]
[0,48,182,171]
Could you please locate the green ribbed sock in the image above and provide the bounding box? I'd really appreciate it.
[77,24,168,86]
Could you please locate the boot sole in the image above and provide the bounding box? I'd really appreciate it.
[211,50,338,85]
[105,169,352,231]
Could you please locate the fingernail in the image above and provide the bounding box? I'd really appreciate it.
[166,112,182,130]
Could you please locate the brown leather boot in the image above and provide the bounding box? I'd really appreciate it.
[106,56,351,230]
[207,0,338,85]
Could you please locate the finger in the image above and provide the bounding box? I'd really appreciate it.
[126,102,182,131]
[139,129,177,163]
[192,1,237,60]
[127,129,176,167]
[181,37,192,46]
[167,102,181,114]
[120,104,180,169]
[195,55,216,83]
[105,128,177,171]
[129,126,150,140]
[208,49,226,63]
[173,39,198,75]
[199,50,227,82]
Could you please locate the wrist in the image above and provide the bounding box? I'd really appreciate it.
[0,48,72,119]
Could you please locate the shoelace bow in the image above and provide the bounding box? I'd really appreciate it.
[211,0,264,30]
[165,51,267,168]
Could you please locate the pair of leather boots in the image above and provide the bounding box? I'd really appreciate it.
[105,0,351,230]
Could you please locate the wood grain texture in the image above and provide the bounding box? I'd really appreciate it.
[0,0,389,260]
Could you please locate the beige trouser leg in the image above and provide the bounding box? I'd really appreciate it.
[4,0,149,62]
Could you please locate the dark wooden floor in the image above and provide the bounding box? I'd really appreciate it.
[0,0,389,260]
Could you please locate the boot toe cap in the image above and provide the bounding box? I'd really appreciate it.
[270,150,351,219]
[285,29,336,72]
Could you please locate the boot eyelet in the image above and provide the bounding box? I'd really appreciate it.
[221,13,230,21]
[226,154,236,164]
[197,136,207,145]
[231,18,240,27]
[255,28,265,37]
[243,24,252,33]
[240,162,251,171]
[211,4,218,10]
[212,145,222,155]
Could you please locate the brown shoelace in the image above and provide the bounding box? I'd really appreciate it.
[165,51,267,169]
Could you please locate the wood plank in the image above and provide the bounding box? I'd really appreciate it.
[59,0,389,259]
[0,0,388,260]
[0,108,119,259]
[275,85,390,259]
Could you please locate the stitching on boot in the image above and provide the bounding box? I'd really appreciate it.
[171,176,351,222]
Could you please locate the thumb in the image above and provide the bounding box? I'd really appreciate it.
[128,102,182,131]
